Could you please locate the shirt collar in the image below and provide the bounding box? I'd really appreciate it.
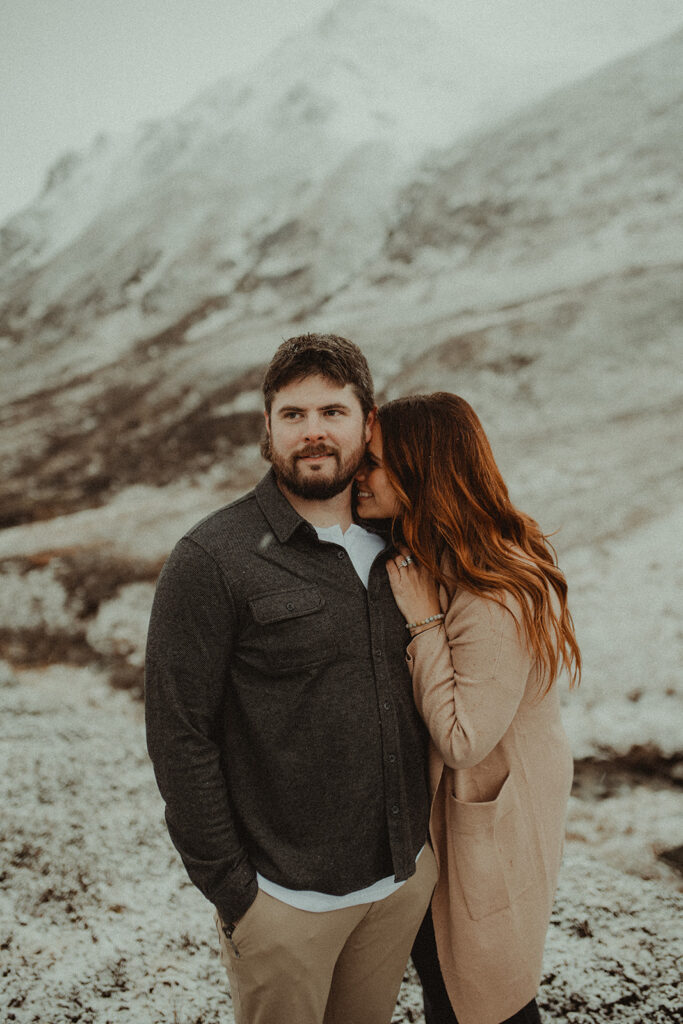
[254,467,395,547]
[254,467,315,544]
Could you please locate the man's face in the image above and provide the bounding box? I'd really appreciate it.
[265,374,374,501]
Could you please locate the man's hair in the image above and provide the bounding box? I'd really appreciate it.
[262,333,375,418]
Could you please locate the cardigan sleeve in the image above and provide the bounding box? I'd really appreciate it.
[406,590,534,770]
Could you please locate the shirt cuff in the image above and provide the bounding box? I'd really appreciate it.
[213,874,259,927]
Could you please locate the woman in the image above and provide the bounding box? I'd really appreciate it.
[355,393,580,1024]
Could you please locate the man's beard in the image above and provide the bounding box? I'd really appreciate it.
[271,437,366,500]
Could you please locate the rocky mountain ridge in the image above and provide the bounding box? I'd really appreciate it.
[1,25,681,532]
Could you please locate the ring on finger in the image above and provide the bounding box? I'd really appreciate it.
[399,558,409,568]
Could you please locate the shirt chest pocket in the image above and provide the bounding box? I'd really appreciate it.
[242,586,338,676]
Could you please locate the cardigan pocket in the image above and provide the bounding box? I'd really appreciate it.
[446,772,535,921]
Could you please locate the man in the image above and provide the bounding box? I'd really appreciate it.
[145,333,434,1024]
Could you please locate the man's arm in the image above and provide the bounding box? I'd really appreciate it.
[145,536,257,925]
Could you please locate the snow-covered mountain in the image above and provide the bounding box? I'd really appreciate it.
[0,8,680,529]
[0,3,681,763]
[2,0,682,380]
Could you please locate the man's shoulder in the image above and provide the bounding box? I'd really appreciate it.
[182,486,264,553]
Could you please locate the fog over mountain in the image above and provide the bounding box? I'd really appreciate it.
[1,1,682,530]
[0,4,682,1018]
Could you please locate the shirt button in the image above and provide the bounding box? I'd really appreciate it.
[383,701,390,710]
[387,753,396,763]
[337,550,345,559]
[391,805,400,815]
[375,650,383,659]
[286,602,294,610]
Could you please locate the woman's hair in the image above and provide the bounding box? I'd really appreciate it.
[377,393,581,691]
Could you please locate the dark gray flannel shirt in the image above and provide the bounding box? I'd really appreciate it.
[145,468,430,925]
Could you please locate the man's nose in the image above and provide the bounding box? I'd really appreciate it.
[303,414,327,440]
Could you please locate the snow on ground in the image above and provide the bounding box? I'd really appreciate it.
[560,504,683,760]
[1,661,681,1024]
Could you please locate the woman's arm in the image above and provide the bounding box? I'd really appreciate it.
[406,590,534,769]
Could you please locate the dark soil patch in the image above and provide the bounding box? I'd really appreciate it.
[0,339,266,527]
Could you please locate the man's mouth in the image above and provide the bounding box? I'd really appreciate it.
[296,447,336,463]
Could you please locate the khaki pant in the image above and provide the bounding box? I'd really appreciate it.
[215,845,437,1024]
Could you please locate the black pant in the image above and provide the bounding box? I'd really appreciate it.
[411,908,542,1024]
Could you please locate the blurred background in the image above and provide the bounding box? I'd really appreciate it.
[1,2,681,1021]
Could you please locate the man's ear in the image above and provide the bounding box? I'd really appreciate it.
[260,411,273,462]
[364,406,377,442]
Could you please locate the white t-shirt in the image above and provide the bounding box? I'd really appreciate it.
[313,522,386,587]
[256,522,420,911]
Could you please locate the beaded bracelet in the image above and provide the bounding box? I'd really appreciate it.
[408,619,443,637]
[405,613,444,630]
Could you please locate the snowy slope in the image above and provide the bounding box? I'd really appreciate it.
[0,661,681,1023]
[0,22,681,522]
[0,9,681,763]
[2,0,683,377]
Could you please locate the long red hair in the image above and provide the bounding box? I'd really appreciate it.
[377,393,581,691]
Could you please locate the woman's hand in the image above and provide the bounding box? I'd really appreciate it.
[386,546,441,626]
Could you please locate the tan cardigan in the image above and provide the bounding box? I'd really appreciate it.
[406,586,573,1024]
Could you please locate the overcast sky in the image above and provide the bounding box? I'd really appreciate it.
[2,1,682,228]
[0,0,335,224]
